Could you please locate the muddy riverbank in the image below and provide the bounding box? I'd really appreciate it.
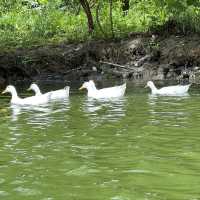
[0,33,200,86]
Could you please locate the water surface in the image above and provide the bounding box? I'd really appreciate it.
[0,84,200,200]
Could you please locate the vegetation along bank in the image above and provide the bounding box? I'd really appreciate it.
[0,0,200,85]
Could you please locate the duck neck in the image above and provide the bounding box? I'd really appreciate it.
[87,84,98,96]
[10,89,19,100]
[150,83,158,93]
[34,86,42,95]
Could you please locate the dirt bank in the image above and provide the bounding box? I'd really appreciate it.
[0,34,200,86]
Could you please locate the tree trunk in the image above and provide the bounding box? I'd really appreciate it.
[79,0,94,34]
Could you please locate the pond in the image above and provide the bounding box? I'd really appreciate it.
[0,82,200,200]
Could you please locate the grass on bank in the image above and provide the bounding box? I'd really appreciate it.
[0,1,200,49]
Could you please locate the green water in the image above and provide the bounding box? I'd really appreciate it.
[0,84,200,200]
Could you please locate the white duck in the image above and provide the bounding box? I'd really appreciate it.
[79,80,126,98]
[145,81,191,95]
[28,83,70,100]
[2,85,51,105]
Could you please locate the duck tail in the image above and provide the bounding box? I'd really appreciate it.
[64,86,70,90]
[187,83,192,91]
[64,86,70,96]
[121,83,127,95]
[122,82,126,88]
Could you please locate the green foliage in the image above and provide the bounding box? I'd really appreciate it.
[0,0,200,49]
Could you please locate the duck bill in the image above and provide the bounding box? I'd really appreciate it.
[2,89,7,94]
[144,85,148,88]
[27,87,31,91]
[79,86,85,90]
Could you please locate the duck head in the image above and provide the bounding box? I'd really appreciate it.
[145,81,155,88]
[2,85,16,94]
[2,85,18,98]
[79,80,96,91]
[27,83,41,95]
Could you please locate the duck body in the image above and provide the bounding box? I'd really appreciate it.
[2,85,51,105]
[11,95,51,105]
[28,83,69,100]
[48,87,70,99]
[146,81,191,95]
[79,80,126,99]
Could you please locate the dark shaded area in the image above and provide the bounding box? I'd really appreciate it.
[0,33,200,86]
[122,0,129,13]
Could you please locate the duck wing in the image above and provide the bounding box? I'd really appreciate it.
[158,84,191,95]
[96,83,126,98]
[49,86,70,99]
[20,93,50,105]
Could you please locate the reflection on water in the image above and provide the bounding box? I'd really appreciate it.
[10,104,52,123]
[82,97,126,125]
[147,94,191,127]
[10,99,70,129]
